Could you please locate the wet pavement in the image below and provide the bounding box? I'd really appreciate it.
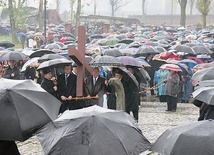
[17,96,199,154]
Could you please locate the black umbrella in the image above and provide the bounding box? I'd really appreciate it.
[30,49,54,58]
[151,120,214,155]
[0,51,29,60]
[90,34,104,39]
[155,46,167,52]
[118,38,134,44]
[0,79,61,141]
[194,80,214,90]
[135,46,160,56]
[192,46,213,54]
[37,58,73,70]
[37,105,151,155]
[191,66,214,82]
[89,55,122,66]
[170,44,196,54]
[113,67,139,88]
[103,49,123,57]
[192,86,214,105]
[0,40,15,48]
[185,43,197,47]
[38,54,64,63]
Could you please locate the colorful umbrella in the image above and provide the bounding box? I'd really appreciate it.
[160,64,182,72]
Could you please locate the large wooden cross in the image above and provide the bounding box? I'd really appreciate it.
[68,26,93,97]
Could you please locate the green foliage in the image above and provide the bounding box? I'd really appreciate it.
[196,0,211,16]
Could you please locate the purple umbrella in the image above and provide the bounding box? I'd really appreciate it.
[117,56,143,68]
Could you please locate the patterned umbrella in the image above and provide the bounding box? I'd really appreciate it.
[89,55,122,66]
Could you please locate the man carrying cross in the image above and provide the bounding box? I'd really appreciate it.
[84,67,106,107]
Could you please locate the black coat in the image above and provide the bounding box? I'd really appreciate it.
[57,73,77,98]
[121,78,139,112]
[3,66,21,80]
[24,66,35,80]
[41,78,57,98]
[0,140,20,155]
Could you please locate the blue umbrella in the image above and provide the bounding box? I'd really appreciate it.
[180,59,197,68]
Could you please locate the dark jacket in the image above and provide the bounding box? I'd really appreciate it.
[3,66,21,80]
[121,78,139,112]
[24,66,36,80]
[57,73,77,98]
[41,78,57,98]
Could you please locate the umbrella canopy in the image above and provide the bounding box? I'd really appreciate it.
[37,105,151,155]
[160,64,182,72]
[0,49,9,56]
[166,59,189,75]
[192,46,213,54]
[192,86,214,105]
[45,43,61,50]
[113,67,140,88]
[21,57,40,72]
[118,38,134,44]
[0,40,15,48]
[151,120,214,155]
[135,46,160,56]
[135,57,151,67]
[30,49,54,58]
[194,80,214,90]
[37,58,73,70]
[155,46,167,52]
[89,55,122,66]
[120,48,135,56]
[188,56,204,64]
[38,54,64,63]
[103,49,123,57]
[193,63,214,70]
[159,51,179,60]
[0,79,61,141]
[21,49,35,56]
[103,38,119,46]
[0,51,29,60]
[185,43,198,47]
[170,44,195,54]
[179,59,197,68]
[117,56,143,68]
[191,66,214,82]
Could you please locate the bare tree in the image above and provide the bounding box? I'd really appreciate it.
[188,0,196,15]
[109,0,130,17]
[69,0,76,22]
[196,0,211,28]
[94,0,98,15]
[142,0,146,15]
[177,0,187,26]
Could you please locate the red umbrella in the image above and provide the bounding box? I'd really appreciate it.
[160,64,182,72]
[160,51,179,60]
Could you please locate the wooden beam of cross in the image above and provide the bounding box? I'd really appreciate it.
[68,26,93,97]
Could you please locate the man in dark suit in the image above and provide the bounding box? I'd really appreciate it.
[57,65,77,113]
[84,67,106,107]
[41,68,58,98]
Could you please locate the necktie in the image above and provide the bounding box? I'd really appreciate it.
[65,74,68,85]
[93,77,97,86]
